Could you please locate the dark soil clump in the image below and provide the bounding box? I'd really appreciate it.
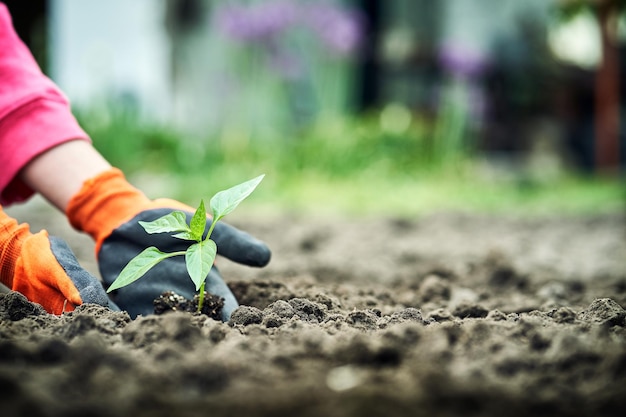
[153,290,224,320]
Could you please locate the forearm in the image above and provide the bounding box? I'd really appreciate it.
[0,3,106,207]
[19,140,111,212]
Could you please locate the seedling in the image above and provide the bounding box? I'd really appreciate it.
[107,174,265,312]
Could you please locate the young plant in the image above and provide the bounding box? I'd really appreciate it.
[106,174,265,312]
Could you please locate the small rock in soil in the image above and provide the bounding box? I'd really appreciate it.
[578,298,626,326]
[453,302,489,318]
[288,298,326,322]
[428,308,454,322]
[549,306,577,324]
[419,275,451,302]
[229,305,263,326]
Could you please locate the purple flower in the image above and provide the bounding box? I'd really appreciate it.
[213,1,298,41]
[213,0,364,56]
[438,43,489,79]
[303,2,364,55]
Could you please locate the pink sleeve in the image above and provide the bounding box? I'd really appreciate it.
[0,3,90,206]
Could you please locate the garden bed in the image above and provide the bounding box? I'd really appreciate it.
[1,211,625,417]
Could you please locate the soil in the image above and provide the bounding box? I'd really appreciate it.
[1,209,626,417]
[153,290,224,320]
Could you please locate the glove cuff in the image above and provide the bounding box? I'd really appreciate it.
[0,206,30,287]
[65,167,150,251]
[65,168,193,253]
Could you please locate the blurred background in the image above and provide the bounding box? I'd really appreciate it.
[4,0,625,216]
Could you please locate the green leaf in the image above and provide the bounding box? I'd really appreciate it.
[189,199,207,242]
[210,174,264,222]
[185,239,217,291]
[172,231,195,240]
[139,211,190,235]
[107,247,177,293]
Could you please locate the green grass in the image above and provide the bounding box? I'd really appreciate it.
[77,109,625,218]
[160,170,625,218]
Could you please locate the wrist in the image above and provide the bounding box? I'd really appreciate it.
[19,140,112,211]
[66,167,150,248]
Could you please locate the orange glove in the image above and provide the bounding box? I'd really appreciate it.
[0,205,111,314]
[66,168,271,319]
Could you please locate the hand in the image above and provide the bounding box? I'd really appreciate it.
[66,168,271,320]
[0,208,111,314]
[98,208,268,320]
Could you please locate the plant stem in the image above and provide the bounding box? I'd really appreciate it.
[206,217,219,241]
[197,281,206,313]
[195,218,218,313]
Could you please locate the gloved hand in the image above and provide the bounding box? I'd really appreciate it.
[0,206,112,314]
[66,168,271,320]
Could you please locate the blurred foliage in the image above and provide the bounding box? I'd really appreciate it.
[78,100,471,180]
[555,0,626,20]
[75,107,624,217]
[75,106,182,173]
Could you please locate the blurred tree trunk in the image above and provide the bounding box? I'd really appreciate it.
[594,0,621,174]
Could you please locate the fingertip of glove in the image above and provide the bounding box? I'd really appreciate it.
[241,242,270,267]
[234,242,271,267]
[79,284,110,307]
[255,245,271,267]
